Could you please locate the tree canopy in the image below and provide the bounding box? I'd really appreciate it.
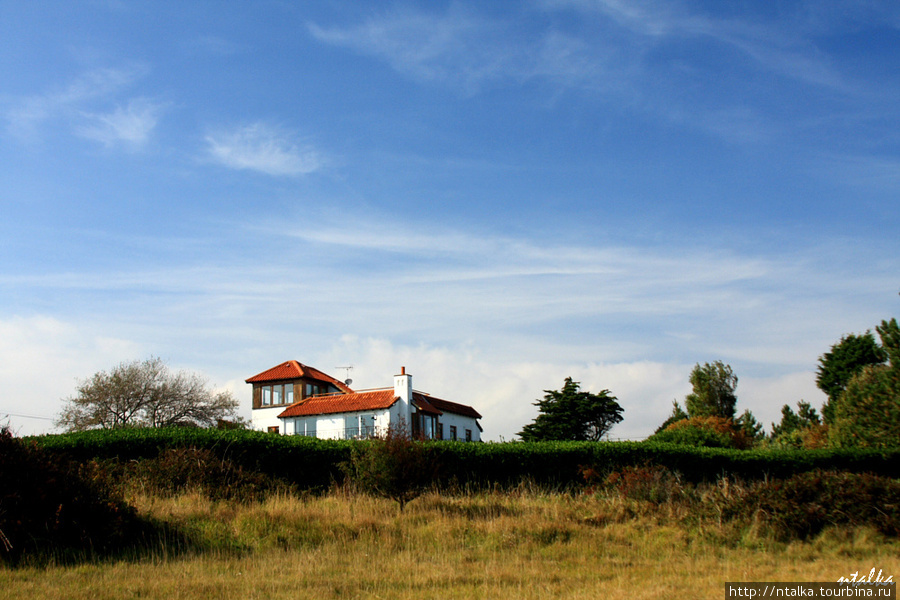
[829,318,900,449]
[654,401,689,434]
[56,357,239,432]
[816,331,886,423]
[684,361,738,420]
[518,377,623,442]
[771,401,820,440]
[735,408,765,443]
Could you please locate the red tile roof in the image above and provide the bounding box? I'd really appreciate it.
[278,389,399,418]
[421,394,482,419]
[246,360,353,393]
[250,361,481,422]
[412,392,442,415]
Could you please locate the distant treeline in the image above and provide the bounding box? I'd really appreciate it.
[30,428,900,490]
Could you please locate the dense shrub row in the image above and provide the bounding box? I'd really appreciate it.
[725,470,900,540]
[33,428,352,491]
[30,428,900,491]
[126,447,288,501]
[0,428,157,565]
[589,464,900,540]
[6,428,900,563]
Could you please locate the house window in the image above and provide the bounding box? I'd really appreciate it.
[412,413,436,440]
[449,425,457,441]
[294,417,316,437]
[305,383,329,397]
[437,422,444,440]
[344,415,359,439]
[260,384,293,407]
[465,429,472,442]
[267,426,279,434]
[360,414,375,438]
[344,414,376,439]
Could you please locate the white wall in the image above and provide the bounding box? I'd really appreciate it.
[251,406,284,433]
[282,409,392,439]
[272,403,481,441]
[438,412,481,442]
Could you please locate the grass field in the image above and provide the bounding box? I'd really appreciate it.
[2,487,898,600]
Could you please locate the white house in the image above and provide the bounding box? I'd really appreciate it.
[246,361,482,441]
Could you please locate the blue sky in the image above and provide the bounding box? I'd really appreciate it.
[1,1,898,441]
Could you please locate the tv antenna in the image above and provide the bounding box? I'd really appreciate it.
[336,365,354,386]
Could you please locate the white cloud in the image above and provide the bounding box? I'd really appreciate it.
[306,337,823,441]
[2,213,891,441]
[0,315,834,442]
[4,67,157,145]
[307,7,623,95]
[739,371,825,434]
[205,122,324,176]
[309,7,518,93]
[308,2,847,95]
[76,97,166,148]
[544,0,847,90]
[0,315,143,436]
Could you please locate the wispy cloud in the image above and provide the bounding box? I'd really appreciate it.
[2,214,892,439]
[820,153,900,195]
[308,2,849,95]
[544,0,847,90]
[308,7,524,94]
[205,122,324,176]
[304,2,853,148]
[4,66,160,146]
[76,97,167,148]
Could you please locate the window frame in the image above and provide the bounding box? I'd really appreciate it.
[259,383,294,408]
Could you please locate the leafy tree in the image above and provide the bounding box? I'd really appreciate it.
[519,377,623,442]
[735,408,765,444]
[830,318,900,449]
[684,361,738,420]
[654,401,688,434]
[768,401,826,449]
[817,331,886,423]
[770,401,820,439]
[56,357,239,432]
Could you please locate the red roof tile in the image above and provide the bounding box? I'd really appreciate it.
[278,390,398,418]
[421,394,482,419]
[412,393,442,415]
[246,360,353,393]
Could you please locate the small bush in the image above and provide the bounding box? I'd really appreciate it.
[592,465,688,504]
[649,416,751,449]
[341,426,437,511]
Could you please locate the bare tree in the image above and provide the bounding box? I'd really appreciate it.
[56,357,238,431]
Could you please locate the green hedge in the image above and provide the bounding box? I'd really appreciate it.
[29,429,900,491]
[32,428,354,491]
[430,440,900,487]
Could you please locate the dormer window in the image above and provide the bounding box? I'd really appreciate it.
[305,383,329,397]
[260,383,294,407]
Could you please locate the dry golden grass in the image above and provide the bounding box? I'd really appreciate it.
[2,489,898,600]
